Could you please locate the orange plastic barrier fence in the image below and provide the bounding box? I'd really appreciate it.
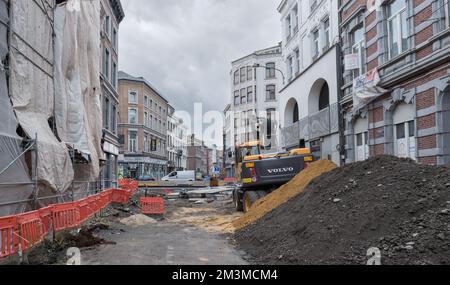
[16,211,45,250]
[111,189,131,204]
[0,216,18,258]
[51,202,81,232]
[39,207,52,236]
[0,181,139,259]
[140,197,164,215]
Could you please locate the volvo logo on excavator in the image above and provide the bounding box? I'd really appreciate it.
[267,167,294,174]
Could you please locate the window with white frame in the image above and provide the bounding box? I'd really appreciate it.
[128,90,137,104]
[234,91,240,106]
[247,86,253,103]
[240,67,246,83]
[287,56,293,80]
[113,28,118,50]
[247,66,253,81]
[266,85,276,101]
[286,15,292,40]
[144,135,148,152]
[144,112,148,127]
[351,25,366,79]
[293,4,299,33]
[144,95,148,108]
[128,131,137,152]
[112,61,117,88]
[294,48,300,75]
[103,48,110,79]
[240,89,247,104]
[387,0,408,59]
[104,15,110,36]
[266,62,276,79]
[234,70,239,85]
[128,108,137,124]
[323,18,330,49]
[312,29,319,59]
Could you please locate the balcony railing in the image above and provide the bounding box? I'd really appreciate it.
[281,103,339,148]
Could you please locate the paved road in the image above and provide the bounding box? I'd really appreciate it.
[80,223,247,265]
[79,202,248,265]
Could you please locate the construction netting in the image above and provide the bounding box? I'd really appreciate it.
[0,0,103,215]
[0,0,34,216]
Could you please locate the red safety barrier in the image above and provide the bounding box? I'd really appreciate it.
[100,191,111,210]
[140,197,164,215]
[111,189,131,204]
[16,211,45,251]
[78,198,91,224]
[39,206,52,236]
[0,216,18,258]
[51,202,81,232]
[0,188,134,259]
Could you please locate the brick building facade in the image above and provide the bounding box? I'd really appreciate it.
[340,0,450,165]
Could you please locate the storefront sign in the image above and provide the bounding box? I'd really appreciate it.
[121,156,167,165]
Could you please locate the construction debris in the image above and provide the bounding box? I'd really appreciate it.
[232,160,337,230]
[119,214,158,227]
[235,156,450,265]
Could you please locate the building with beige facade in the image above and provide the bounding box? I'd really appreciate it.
[118,71,169,180]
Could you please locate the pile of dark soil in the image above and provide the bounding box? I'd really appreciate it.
[25,224,116,265]
[235,156,450,265]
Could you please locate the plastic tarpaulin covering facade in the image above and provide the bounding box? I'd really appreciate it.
[9,0,74,194]
[0,0,34,216]
[54,0,103,187]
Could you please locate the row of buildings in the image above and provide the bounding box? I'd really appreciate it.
[115,71,222,180]
[224,0,450,176]
[97,1,220,182]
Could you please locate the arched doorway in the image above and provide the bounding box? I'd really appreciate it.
[284,98,299,126]
[309,79,330,114]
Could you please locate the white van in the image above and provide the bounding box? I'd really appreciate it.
[162,171,196,185]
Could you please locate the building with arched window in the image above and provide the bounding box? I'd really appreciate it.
[278,0,341,165]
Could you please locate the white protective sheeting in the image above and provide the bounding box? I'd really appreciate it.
[54,0,103,184]
[9,0,74,193]
[0,0,34,216]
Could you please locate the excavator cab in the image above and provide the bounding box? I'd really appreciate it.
[234,141,262,183]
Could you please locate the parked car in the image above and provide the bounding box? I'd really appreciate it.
[138,175,156,182]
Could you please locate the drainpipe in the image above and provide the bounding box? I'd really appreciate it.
[336,40,345,166]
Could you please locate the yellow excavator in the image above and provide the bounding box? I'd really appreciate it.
[232,141,314,212]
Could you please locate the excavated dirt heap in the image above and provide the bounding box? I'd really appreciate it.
[235,156,450,265]
[232,160,337,230]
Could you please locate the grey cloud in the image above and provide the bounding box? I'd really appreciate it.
[119,0,281,115]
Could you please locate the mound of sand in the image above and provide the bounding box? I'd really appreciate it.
[232,160,337,230]
[170,207,242,233]
[120,214,157,227]
[235,156,450,265]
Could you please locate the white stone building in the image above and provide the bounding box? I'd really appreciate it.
[278,0,341,165]
[167,105,188,172]
[229,44,284,152]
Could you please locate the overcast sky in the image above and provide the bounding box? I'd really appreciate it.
[119,0,282,116]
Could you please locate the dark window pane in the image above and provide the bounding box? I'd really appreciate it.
[396,123,406,139]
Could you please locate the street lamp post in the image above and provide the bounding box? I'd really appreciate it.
[252,63,286,85]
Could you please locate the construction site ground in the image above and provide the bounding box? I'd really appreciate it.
[11,195,248,265]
